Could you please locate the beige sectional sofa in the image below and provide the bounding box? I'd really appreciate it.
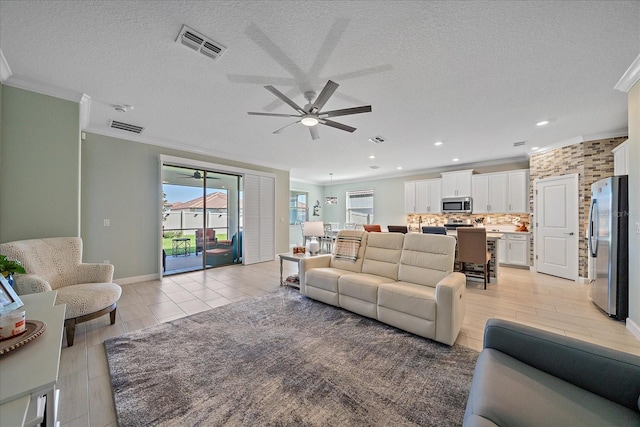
[299,230,466,345]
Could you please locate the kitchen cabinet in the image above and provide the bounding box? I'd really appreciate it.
[612,140,629,175]
[498,233,530,267]
[472,173,507,213]
[405,179,441,213]
[441,170,473,198]
[507,170,529,213]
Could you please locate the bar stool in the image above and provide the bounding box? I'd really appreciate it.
[422,226,447,235]
[456,227,491,289]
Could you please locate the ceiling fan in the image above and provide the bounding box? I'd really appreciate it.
[247,80,371,140]
[177,171,219,180]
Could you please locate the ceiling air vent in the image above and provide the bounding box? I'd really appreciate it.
[176,25,226,61]
[513,141,527,147]
[369,166,380,170]
[368,135,387,144]
[109,120,144,134]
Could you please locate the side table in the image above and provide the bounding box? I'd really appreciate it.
[172,237,190,256]
[278,253,321,288]
[0,291,65,427]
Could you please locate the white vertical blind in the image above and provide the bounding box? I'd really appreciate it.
[243,174,275,264]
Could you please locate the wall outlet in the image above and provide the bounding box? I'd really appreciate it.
[636,222,640,234]
[103,219,110,227]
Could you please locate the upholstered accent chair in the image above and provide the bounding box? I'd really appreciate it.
[0,237,122,346]
[195,228,216,255]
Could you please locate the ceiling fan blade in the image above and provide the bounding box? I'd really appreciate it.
[308,80,339,114]
[309,126,320,140]
[247,112,300,117]
[321,119,356,133]
[273,121,300,134]
[264,85,306,114]
[320,105,372,118]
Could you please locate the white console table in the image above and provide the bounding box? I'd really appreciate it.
[0,291,65,427]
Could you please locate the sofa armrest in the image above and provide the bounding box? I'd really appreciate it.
[14,274,52,295]
[484,318,640,412]
[299,255,332,293]
[77,263,114,283]
[434,272,466,346]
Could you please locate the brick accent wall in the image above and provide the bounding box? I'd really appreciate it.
[529,136,627,278]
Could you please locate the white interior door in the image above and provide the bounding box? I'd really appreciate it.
[534,174,579,280]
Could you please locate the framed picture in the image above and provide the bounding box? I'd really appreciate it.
[0,275,24,314]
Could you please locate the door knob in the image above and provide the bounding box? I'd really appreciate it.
[563,232,574,236]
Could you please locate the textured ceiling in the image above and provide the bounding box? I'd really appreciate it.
[1,1,638,184]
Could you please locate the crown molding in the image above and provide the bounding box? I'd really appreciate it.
[3,75,84,102]
[614,53,640,93]
[83,126,292,174]
[0,49,12,82]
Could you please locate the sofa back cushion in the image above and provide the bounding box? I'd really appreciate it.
[361,232,405,280]
[398,234,456,287]
[0,237,82,290]
[329,230,368,273]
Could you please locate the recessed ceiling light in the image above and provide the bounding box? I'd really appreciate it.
[434,141,443,146]
[536,120,549,126]
[397,166,403,170]
[452,158,459,162]
[369,155,376,159]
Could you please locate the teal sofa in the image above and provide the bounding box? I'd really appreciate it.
[464,319,640,426]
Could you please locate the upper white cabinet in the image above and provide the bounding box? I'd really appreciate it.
[417,179,442,213]
[441,170,473,197]
[507,170,529,213]
[404,181,417,213]
[472,173,507,213]
[405,179,441,213]
[612,140,629,175]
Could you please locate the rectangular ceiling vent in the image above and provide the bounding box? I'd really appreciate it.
[513,141,527,147]
[368,135,387,144]
[176,25,226,61]
[109,120,144,134]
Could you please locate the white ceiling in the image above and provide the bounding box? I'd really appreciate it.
[1,1,638,184]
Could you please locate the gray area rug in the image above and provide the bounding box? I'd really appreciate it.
[105,288,478,426]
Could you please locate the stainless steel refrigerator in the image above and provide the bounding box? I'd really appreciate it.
[588,175,629,320]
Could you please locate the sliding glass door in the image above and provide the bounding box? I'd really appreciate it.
[162,164,242,275]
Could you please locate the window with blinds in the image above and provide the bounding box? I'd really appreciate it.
[346,189,374,224]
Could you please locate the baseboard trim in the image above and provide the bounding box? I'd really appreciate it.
[115,273,160,286]
[626,317,640,341]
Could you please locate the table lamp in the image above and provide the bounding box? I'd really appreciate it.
[303,221,324,255]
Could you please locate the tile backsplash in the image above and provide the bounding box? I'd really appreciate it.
[406,213,531,231]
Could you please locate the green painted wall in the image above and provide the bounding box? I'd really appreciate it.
[0,85,80,242]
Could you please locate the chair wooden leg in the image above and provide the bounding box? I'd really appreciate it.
[65,319,76,347]
[487,260,491,284]
[110,307,117,325]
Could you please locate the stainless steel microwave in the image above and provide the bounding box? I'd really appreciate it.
[442,197,473,213]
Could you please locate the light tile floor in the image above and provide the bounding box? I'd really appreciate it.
[58,261,640,426]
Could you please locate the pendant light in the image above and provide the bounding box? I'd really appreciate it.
[325,173,338,205]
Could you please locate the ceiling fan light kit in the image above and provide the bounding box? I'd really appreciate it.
[248,80,371,140]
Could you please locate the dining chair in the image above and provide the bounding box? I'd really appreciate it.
[322,223,335,253]
[363,224,382,232]
[422,226,447,235]
[344,223,356,230]
[456,227,491,289]
[387,225,408,233]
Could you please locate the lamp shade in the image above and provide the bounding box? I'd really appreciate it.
[303,221,324,237]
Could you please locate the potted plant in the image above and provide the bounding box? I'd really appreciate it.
[0,254,26,289]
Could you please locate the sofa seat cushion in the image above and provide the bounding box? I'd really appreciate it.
[465,348,640,427]
[305,268,354,293]
[55,282,122,319]
[377,282,436,321]
[339,273,394,303]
